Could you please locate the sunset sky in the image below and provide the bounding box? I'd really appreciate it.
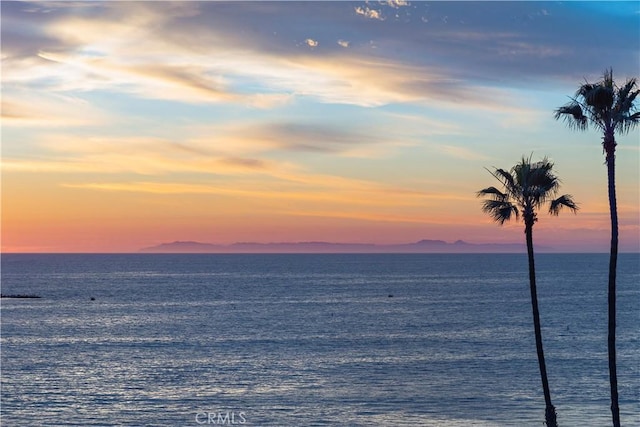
[2,1,639,253]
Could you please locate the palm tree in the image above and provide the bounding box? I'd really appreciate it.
[554,69,639,427]
[478,156,578,427]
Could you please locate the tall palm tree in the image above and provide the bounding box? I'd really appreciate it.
[554,69,639,427]
[478,156,578,427]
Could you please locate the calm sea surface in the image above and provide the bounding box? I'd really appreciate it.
[1,253,638,426]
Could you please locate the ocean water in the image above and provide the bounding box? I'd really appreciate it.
[1,253,638,426]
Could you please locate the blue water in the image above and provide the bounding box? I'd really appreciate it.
[1,253,638,426]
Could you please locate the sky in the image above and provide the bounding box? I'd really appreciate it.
[1,1,639,253]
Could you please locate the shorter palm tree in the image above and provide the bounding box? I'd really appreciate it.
[477,156,578,427]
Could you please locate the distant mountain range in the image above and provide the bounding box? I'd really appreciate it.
[139,239,548,253]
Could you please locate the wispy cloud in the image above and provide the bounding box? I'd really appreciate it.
[2,134,273,176]
[60,176,468,218]
[1,94,107,127]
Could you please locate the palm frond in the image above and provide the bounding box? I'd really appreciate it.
[476,186,507,198]
[531,165,559,191]
[619,110,640,134]
[480,199,518,225]
[626,87,639,104]
[490,168,519,197]
[478,167,519,225]
[549,194,579,216]
[554,103,588,130]
[614,80,639,134]
[576,83,594,99]
[614,78,637,113]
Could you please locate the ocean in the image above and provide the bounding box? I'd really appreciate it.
[1,253,638,426]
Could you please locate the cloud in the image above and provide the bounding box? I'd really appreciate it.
[186,117,413,161]
[61,181,261,196]
[2,134,274,176]
[1,93,108,127]
[3,2,243,105]
[58,173,466,220]
[287,55,544,121]
[3,4,414,108]
[32,49,238,104]
[6,2,639,94]
[6,1,630,114]
[244,122,380,153]
[383,0,410,9]
[355,6,384,21]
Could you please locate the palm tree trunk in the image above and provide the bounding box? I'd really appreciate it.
[525,219,558,427]
[604,130,620,427]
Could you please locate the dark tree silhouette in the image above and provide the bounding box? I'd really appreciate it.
[478,156,578,427]
[555,69,639,427]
